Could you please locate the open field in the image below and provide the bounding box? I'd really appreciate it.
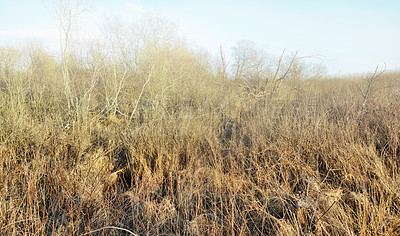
[0,41,400,235]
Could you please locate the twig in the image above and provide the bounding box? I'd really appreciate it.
[127,64,154,127]
[356,64,386,121]
[80,226,139,236]
[314,201,336,225]
[271,48,286,82]
[276,51,298,82]
[1,218,40,230]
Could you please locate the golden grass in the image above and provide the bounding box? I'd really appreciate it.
[0,44,399,235]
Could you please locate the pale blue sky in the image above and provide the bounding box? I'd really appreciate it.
[1,0,399,75]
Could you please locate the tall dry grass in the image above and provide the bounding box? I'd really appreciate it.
[0,41,399,235]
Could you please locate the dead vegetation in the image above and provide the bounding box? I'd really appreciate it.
[0,14,400,235]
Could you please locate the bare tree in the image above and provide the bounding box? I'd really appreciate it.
[217,45,228,80]
[56,0,87,110]
[103,13,178,73]
[231,40,273,87]
[102,14,184,126]
[231,40,255,80]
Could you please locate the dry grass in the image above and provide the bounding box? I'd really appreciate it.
[0,43,399,235]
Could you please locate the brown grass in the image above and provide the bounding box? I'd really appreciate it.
[0,43,399,235]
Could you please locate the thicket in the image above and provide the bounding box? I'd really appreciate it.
[0,15,400,236]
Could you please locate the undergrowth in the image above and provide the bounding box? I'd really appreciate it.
[0,43,399,235]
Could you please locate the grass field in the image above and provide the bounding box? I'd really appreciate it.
[0,40,399,235]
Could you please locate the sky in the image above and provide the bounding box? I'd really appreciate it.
[0,0,399,75]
